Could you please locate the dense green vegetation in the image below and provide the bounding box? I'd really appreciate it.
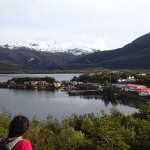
[1,105,150,150]
[71,71,150,86]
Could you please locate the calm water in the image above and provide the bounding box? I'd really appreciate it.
[0,74,138,120]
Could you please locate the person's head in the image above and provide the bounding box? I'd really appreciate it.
[8,115,30,138]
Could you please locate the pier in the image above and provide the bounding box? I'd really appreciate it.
[68,90,101,96]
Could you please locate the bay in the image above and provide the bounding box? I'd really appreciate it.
[0,74,138,120]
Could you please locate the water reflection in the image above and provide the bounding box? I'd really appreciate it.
[0,73,138,120]
[0,88,138,120]
[79,94,141,111]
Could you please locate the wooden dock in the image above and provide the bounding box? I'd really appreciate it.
[68,90,100,96]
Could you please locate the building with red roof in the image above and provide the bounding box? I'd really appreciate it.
[123,84,146,92]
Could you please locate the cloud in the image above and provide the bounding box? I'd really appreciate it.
[90,38,109,50]
[73,34,91,43]
[59,42,73,49]
[58,34,109,50]
[0,0,150,49]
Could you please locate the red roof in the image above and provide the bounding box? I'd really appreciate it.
[139,88,150,92]
[126,84,146,88]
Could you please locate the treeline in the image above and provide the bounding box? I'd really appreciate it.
[7,76,56,84]
[1,105,150,150]
[71,71,150,86]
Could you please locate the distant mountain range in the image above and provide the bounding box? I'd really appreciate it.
[0,41,100,70]
[0,33,150,71]
[2,40,100,56]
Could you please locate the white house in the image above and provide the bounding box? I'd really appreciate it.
[54,82,61,88]
[30,81,38,86]
[126,76,136,82]
[139,88,150,96]
[118,76,136,83]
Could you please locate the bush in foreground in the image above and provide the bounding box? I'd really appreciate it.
[1,105,150,150]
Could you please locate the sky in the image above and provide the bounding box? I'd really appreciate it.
[0,0,150,50]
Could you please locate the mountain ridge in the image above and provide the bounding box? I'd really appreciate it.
[0,46,80,70]
[66,32,150,70]
[2,40,101,56]
[1,33,150,71]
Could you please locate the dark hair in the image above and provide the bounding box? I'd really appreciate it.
[8,115,30,138]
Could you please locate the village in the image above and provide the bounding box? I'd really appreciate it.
[66,73,150,97]
[113,83,150,96]
[0,73,150,98]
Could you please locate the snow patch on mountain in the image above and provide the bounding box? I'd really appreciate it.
[5,40,65,53]
[28,58,35,62]
[2,40,101,56]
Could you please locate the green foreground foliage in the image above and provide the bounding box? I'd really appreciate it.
[1,105,150,150]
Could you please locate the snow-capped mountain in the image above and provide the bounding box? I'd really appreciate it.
[3,40,65,53]
[2,40,100,56]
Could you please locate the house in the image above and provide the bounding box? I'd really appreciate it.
[72,81,78,86]
[54,82,61,88]
[138,73,146,76]
[123,84,146,92]
[117,79,126,83]
[117,76,136,83]
[38,81,48,86]
[126,76,136,82]
[30,81,38,86]
[139,88,150,96]
[112,83,124,88]
[24,81,30,85]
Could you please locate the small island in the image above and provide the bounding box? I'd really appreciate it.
[0,76,58,90]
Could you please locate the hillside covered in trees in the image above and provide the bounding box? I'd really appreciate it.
[0,46,79,70]
[67,33,150,70]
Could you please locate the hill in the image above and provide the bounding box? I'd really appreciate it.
[0,47,79,70]
[0,40,101,71]
[67,33,150,70]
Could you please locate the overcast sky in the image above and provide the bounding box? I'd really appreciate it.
[0,0,150,50]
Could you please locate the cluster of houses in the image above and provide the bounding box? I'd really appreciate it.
[117,76,136,83]
[24,81,48,87]
[61,81,101,92]
[113,83,150,96]
[0,80,62,90]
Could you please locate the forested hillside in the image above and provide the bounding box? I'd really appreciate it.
[0,47,79,70]
[68,33,150,70]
